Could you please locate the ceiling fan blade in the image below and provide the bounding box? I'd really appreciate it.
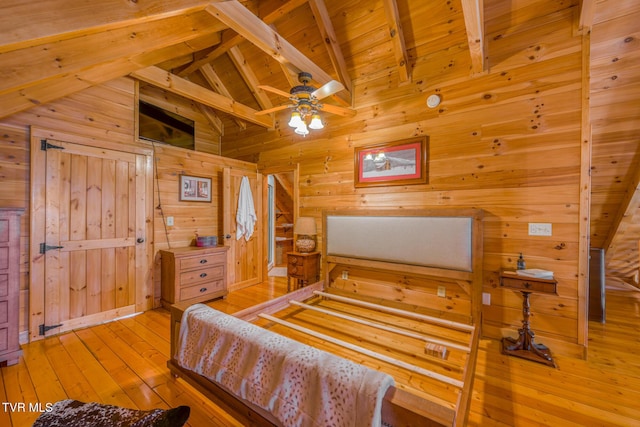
[255,104,293,115]
[312,80,345,100]
[318,103,356,117]
[258,85,291,99]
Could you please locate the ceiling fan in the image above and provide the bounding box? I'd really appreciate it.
[256,72,356,135]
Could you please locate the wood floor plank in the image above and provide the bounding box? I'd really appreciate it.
[57,332,136,408]
[1,277,638,426]
[73,327,167,410]
[41,335,101,403]
[1,357,41,427]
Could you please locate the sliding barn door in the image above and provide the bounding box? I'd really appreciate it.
[30,133,152,340]
[223,168,263,290]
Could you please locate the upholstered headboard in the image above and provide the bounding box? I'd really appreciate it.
[326,214,473,271]
[324,209,483,273]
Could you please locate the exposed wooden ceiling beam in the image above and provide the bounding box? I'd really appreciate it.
[461,0,486,75]
[205,0,350,104]
[199,64,247,130]
[579,0,596,33]
[177,0,308,76]
[130,66,273,128]
[0,29,221,119]
[382,0,411,83]
[198,105,225,135]
[308,0,352,94]
[227,46,274,111]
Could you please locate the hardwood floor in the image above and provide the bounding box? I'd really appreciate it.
[1,277,639,426]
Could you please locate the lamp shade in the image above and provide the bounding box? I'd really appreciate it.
[294,122,309,136]
[309,114,324,130]
[288,111,303,128]
[294,217,317,235]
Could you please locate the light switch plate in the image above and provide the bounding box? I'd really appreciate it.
[528,222,552,236]
[166,216,174,226]
[482,292,491,305]
[437,286,446,297]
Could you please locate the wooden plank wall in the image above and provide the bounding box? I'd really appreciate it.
[221,7,586,357]
[0,77,253,337]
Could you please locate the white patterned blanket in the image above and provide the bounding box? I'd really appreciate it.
[175,304,395,427]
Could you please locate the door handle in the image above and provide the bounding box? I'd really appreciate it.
[137,238,145,243]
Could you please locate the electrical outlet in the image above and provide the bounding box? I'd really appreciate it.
[437,286,446,297]
[528,222,552,236]
[482,292,491,305]
[166,216,174,226]
[341,270,349,279]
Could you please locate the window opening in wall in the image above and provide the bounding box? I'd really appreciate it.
[138,101,195,150]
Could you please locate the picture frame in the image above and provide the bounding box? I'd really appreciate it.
[179,175,212,202]
[354,136,428,188]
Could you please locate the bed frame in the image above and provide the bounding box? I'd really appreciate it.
[168,208,483,426]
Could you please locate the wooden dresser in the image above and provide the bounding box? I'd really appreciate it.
[160,246,228,307]
[0,208,24,366]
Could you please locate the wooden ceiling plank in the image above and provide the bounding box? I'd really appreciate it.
[228,46,274,111]
[130,66,272,128]
[0,11,224,97]
[0,33,220,119]
[460,0,486,75]
[308,0,353,94]
[0,0,211,53]
[205,1,346,98]
[200,64,247,130]
[178,0,308,76]
[603,165,640,255]
[381,0,411,83]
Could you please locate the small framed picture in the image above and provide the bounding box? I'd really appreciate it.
[354,137,428,187]
[179,175,212,202]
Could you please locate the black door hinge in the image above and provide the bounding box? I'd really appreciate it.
[39,323,63,336]
[40,139,64,151]
[39,243,64,254]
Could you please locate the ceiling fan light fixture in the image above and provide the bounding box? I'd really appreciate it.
[294,122,309,136]
[309,113,324,130]
[288,111,303,128]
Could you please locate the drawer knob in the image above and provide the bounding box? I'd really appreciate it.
[199,259,208,264]
[200,273,207,278]
[524,282,531,288]
[290,257,298,264]
[199,287,207,293]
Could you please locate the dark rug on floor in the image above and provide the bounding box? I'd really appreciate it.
[32,399,190,427]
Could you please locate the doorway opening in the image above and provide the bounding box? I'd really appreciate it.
[263,167,297,277]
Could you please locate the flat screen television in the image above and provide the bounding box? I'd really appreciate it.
[138,101,195,150]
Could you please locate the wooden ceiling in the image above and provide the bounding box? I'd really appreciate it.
[1,0,639,282]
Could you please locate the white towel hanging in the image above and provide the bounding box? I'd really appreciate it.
[236,176,256,241]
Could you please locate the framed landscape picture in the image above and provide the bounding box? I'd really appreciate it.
[179,175,212,202]
[354,137,428,188]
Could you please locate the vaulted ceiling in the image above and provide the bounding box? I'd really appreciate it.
[1,0,639,283]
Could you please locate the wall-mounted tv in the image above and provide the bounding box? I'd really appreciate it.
[138,101,195,150]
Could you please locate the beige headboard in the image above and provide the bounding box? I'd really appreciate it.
[325,209,479,272]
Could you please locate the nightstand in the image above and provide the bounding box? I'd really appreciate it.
[500,270,558,367]
[287,251,320,292]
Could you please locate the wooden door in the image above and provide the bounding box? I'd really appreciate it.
[223,168,263,290]
[30,131,153,340]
